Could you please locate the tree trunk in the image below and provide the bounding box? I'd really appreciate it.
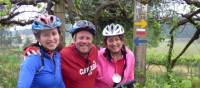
[54,0,66,48]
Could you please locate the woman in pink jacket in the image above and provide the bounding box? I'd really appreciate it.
[95,23,135,88]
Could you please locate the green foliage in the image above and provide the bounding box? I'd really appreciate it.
[36,3,42,8]
[177,55,200,66]
[0,29,12,47]
[74,0,81,10]
[192,77,200,88]
[0,0,11,17]
[0,47,21,87]
[168,15,180,36]
[135,72,195,88]
[167,72,192,88]
[171,16,178,26]
[147,40,200,66]
[148,20,164,47]
[147,51,167,65]
[147,49,200,66]
[0,0,12,27]
[189,4,197,12]
[0,54,20,88]
[0,0,10,4]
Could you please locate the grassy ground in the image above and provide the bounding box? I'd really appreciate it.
[0,48,22,88]
[147,40,200,65]
[142,70,200,88]
[144,40,200,88]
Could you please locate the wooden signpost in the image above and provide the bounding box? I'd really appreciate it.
[133,0,148,85]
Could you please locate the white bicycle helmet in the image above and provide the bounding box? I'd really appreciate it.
[102,23,124,36]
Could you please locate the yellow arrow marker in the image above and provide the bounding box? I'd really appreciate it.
[134,19,147,28]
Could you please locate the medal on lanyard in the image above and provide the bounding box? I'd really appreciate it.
[112,73,122,83]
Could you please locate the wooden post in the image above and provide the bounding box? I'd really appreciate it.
[133,0,148,85]
[54,0,65,47]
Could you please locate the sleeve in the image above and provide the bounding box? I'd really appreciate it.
[58,53,66,88]
[96,49,104,80]
[60,48,69,84]
[96,57,102,80]
[17,55,40,88]
[59,77,66,88]
[131,51,135,80]
[129,58,134,80]
[126,57,135,88]
[23,43,40,56]
[127,48,135,80]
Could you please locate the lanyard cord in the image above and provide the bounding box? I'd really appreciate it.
[36,42,56,75]
[111,50,127,87]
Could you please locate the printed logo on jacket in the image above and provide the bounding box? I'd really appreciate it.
[79,61,96,75]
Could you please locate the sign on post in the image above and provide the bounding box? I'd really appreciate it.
[133,0,148,85]
[0,4,4,10]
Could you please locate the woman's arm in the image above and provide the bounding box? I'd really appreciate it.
[17,55,40,88]
[126,48,135,80]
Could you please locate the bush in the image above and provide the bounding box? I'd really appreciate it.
[135,72,194,88]
[147,49,200,66]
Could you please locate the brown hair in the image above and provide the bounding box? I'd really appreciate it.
[103,35,125,47]
[103,35,127,62]
[33,28,63,51]
[103,35,127,82]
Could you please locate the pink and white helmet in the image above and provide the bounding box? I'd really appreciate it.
[32,14,62,31]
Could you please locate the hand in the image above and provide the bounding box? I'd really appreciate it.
[114,80,135,88]
[24,46,40,56]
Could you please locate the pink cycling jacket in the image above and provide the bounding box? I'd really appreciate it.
[95,48,135,88]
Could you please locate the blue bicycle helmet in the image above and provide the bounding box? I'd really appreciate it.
[70,20,96,37]
[32,14,62,32]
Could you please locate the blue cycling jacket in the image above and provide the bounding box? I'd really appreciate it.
[17,49,65,88]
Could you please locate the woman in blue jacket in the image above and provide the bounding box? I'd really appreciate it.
[17,14,65,88]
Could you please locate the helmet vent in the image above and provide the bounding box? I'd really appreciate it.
[116,26,119,30]
[50,16,54,23]
[40,18,47,24]
[32,15,62,30]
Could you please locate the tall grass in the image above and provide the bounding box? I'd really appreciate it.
[137,71,200,88]
[0,48,22,88]
[142,40,200,88]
